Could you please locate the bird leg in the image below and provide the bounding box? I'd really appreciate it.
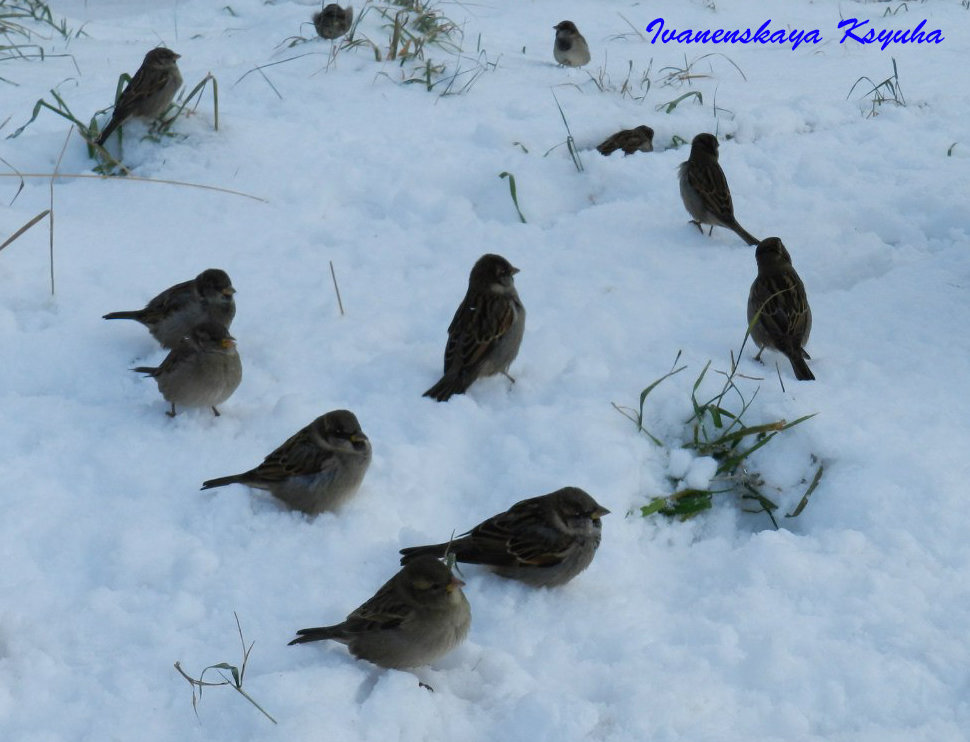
[753,347,765,363]
[211,406,221,416]
[167,403,177,417]
[502,371,516,384]
[690,219,704,233]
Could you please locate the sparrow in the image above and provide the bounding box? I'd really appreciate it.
[289,556,471,670]
[423,254,525,402]
[400,487,610,588]
[313,3,353,39]
[96,47,183,146]
[103,268,236,349]
[201,409,372,515]
[747,237,815,381]
[596,125,654,156]
[131,321,242,417]
[679,133,760,246]
[553,21,591,67]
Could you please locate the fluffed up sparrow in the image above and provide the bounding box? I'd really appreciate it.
[289,556,471,670]
[553,21,590,67]
[96,47,182,146]
[400,487,610,587]
[679,133,759,246]
[313,3,353,39]
[747,237,814,381]
[131,320,242,417]
[423,254,525,402]
[201,409,372,515]
[597,125,654,156]
[103,268,236,349]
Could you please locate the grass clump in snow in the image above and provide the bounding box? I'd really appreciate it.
[381,0,460,62]
[0,0,82,43]
[174,613,277,725]
[847,57,905,118]
[298,0,491,96]
[588,58,653,103]
[8,71,219,174]
[614,348,821,528]
[653,52,744,116]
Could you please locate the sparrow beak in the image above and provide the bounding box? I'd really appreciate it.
[221,337,236,349]
[222,287,236,296]
[446,575,466,592]
[511,266,520,275]
[349,433,368,444]
[590,506,610,520]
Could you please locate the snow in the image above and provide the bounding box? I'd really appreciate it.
[2,0,969,739]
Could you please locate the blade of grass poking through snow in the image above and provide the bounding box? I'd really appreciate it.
[0,155,26,204]
[329,260,345,315]
[48,128,70,294]
[164,73,219,134]
[656,90,702,114]
[786,462,824,518]
[0,209,49,254]
[640,488,721,519]
[551,91,583,172]
[498,172,526,223]
[173,613,277,724]
[236,55,316,88]
[611,352,686,445]
[0,173,267,202]
[6,88,91,139]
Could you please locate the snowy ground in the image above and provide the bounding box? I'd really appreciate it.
[2,0,969,739]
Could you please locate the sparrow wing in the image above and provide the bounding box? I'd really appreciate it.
[442,290,516,376]
[688,160,735,221]
[247,426,339,483]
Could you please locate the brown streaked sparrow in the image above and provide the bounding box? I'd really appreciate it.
[747,237,815,381]
[288,556,471,670]
[201,409,372,515]
[400,487,610,587]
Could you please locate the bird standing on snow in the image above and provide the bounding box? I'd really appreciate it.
[553,21,590,67]
[288,556,471,670]
[747,237,815,381]
[400,487,610,587]
[679,133,760,246]
[201,409,372,515]
[103,268,236,349]
[131,321,242,417]
[96,48,182,146]
[597,125,654,156]
[423,254,525,402]
[313,3,353,40]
